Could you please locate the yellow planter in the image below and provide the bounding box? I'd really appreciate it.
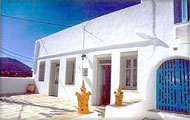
[114,84,123,106]
[75,80,91,114]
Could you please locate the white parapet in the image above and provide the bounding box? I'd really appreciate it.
[74,112,99,120]
[105,100,146,119]
[0,77,34,95]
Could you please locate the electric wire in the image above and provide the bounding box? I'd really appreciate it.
[84,29,107,44]
[0,47,33,60]
[1,11,106,61]
[0,51,33,63]
[1,14,72,28]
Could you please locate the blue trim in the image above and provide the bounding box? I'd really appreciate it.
[181,0,188,22]
[188,0,190,21]
[174,0,182,23]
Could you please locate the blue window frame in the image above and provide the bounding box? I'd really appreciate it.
[174,0,190,24]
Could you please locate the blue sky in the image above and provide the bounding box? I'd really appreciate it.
[1,0,140,67]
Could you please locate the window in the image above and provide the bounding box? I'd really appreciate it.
[65,58,76,85]
[39,61,45,81]
[120,53,137,90]
[174,0,190,24]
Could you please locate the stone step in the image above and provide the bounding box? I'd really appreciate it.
[147,109,190,120]
[142,117,156,120]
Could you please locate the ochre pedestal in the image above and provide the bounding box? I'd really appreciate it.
[75,80,91,114]
[114,84,123,106]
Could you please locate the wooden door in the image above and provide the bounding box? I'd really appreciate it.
[101,65,111,105]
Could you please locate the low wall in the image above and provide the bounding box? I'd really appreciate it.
[105,100,146,119]
[0,77,34,95]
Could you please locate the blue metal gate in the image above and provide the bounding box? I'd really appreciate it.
[156,59,190,114]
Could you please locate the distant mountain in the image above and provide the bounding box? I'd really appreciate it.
[0,57,32,77]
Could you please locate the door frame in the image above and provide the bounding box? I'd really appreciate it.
[94,54,112,105]
[49,59,60,97]
[100,64,111,105]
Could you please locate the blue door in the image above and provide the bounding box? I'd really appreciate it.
[156,59,190,114]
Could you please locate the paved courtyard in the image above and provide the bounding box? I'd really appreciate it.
[0,94,102,120]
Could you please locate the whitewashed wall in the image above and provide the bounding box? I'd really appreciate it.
[33,0,190,115]
[0,77,34,94]
[34,59,51,95]
[35,0,156,58]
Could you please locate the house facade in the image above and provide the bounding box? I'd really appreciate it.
[33,0,190,118]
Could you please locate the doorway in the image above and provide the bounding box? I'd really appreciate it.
[96,56,112,106]
[101,65,111,105]
[49,60,60,97]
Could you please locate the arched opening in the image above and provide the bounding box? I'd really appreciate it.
[156,59,190,114]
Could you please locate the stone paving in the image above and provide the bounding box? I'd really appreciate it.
[0,94,101,120]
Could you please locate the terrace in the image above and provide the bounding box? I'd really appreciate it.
[0,94,105,120]
[0,77,105,120]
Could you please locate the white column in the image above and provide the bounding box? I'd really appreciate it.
[110,51,120,104]
[75,55,83,88]
[44,59,51,95]
[58,57,66,98]
[91,55,98,105]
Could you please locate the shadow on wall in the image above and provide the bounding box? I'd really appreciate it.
[188,45,190,57]
[145,63,157,110]
[86,57,93,69]
[75,56,93,91]
[143,0,168,106]
[38,37,169,60]
[85,77,92,91]
[151,0,156,36]
[76,64,81,74]
[59,80,69,99]
[34,41,41,75]
[34,83,39,94]
[85,56,93,91]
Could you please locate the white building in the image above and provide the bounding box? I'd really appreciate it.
[34,0,190,119]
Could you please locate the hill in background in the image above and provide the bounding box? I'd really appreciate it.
[0,57,32,77]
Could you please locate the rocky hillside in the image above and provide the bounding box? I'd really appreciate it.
[0,57,32,77]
